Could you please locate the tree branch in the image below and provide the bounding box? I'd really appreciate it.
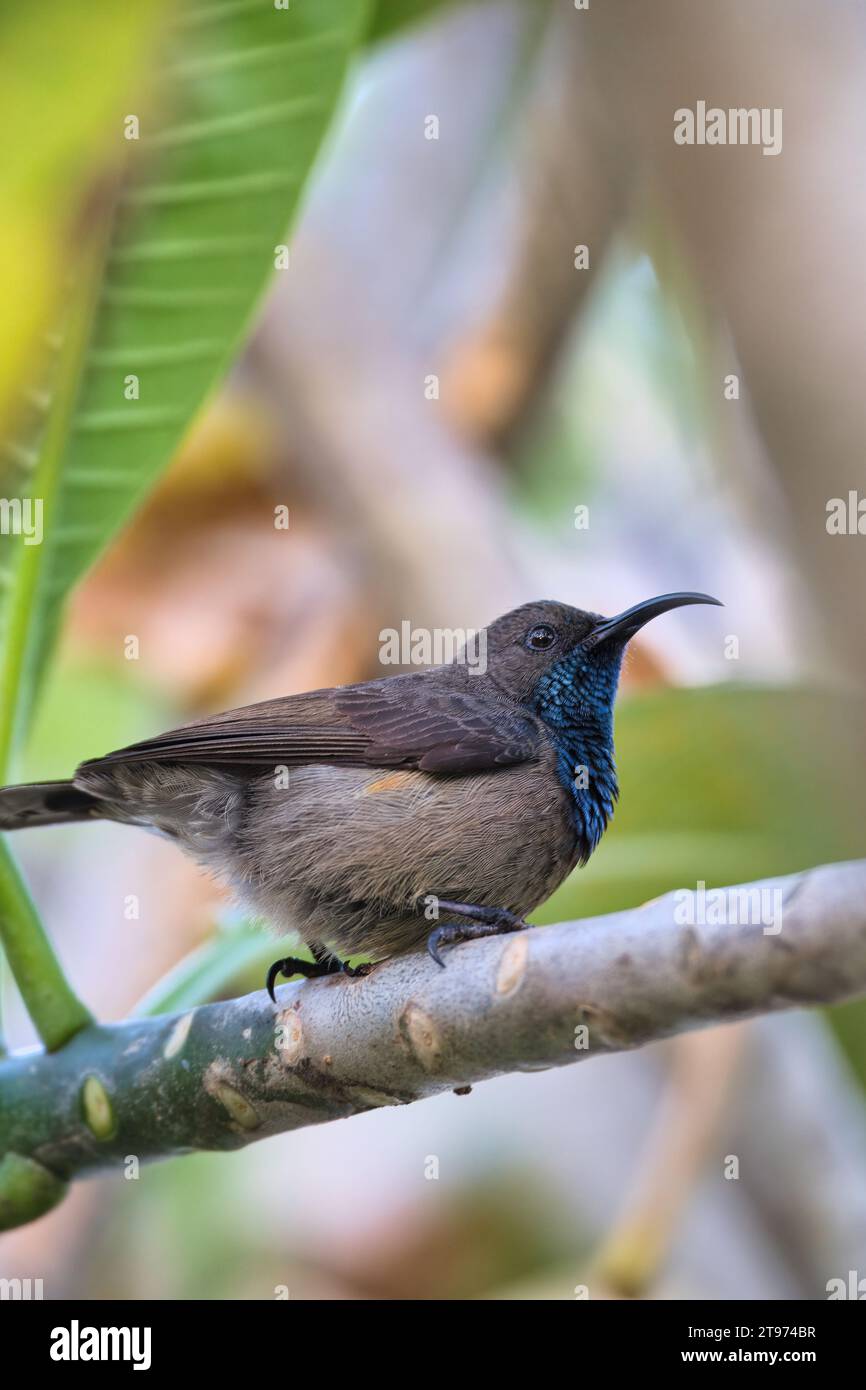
[1,859,865,1229]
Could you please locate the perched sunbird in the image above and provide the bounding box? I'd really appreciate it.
[0,594,720,998]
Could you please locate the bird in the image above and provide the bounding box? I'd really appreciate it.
[0,592,720,999]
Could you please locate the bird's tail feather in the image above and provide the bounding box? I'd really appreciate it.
[0,780,104,830]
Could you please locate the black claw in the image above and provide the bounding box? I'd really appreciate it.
[424,905,532,970]
[266,958,287,1003]
[426,929,451,968]
[266,954,319,1000]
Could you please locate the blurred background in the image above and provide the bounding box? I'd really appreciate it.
[2,0,866,1299]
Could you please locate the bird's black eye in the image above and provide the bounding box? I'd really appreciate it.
[524,624,557,652]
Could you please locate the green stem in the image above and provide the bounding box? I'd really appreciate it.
[0,838,92,1052]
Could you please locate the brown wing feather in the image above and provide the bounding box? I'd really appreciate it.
[78,674,542,776]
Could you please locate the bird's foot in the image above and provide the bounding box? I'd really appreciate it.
[426,901,531,969]
[266,954,371,1002]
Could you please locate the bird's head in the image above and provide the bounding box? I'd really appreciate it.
[483,593,723,719]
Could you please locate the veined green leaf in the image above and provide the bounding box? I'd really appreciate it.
[0,0,369,773]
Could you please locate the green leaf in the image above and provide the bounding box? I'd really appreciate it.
[0,0,369,773]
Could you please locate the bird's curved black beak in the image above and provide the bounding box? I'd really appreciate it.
[588,592,723,646]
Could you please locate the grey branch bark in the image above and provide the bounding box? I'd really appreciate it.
[1,859,865,1216]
